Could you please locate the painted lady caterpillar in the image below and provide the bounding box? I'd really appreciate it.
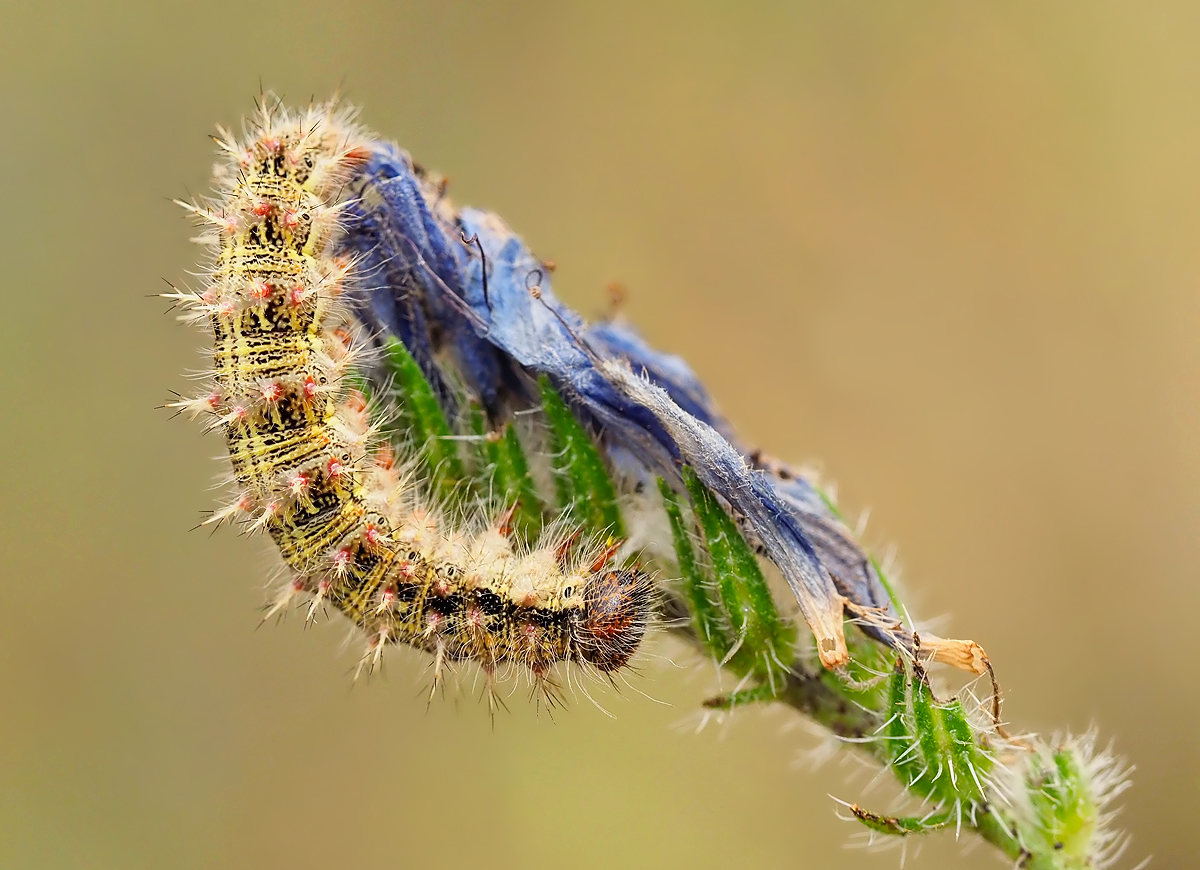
[166,96,653,706]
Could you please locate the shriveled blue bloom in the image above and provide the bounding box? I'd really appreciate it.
[585,318,903,638]
[338,142,913,664]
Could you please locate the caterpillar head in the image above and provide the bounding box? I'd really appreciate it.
[577,567,654,671]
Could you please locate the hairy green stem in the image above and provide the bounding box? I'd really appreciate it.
[364,354,1132,869]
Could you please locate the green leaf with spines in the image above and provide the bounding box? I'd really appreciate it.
[702,683,782,710]
[880,660,991,810]
[885,660,928,792]
[910,663,948,797]
[538,375,624,538]
[659,478,730,661]
[380,337,467,503]
[939,697,990,802]
[1027,748,1097,860]
[468,403,545,544]
[682,465,796,690]
[851,804,955,836]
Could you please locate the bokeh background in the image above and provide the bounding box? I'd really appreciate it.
[2,2,1197,867]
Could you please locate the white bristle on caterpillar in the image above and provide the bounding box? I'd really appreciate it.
[167,95,653,705]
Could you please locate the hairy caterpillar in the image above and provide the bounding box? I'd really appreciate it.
[166,96,652,704]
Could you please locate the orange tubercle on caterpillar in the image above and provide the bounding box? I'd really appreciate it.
[167,94,655,707]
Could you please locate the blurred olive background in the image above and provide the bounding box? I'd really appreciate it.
[2,2,1196,868]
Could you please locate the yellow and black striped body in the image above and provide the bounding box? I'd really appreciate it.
[180,99,651,692]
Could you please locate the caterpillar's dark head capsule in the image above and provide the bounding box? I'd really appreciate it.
[578,567,653,671]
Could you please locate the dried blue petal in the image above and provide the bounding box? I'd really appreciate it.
[583,319,735,438]
[583,319,902,632]
[340,145,505,410]
[597,361,847,667]
[338,143,909,663]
